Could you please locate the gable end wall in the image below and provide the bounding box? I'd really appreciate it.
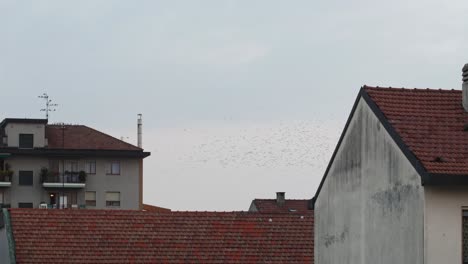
[314,98,424,264]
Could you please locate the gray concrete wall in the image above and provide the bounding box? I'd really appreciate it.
[424,186,468,264]
[8,157,48,208]
[4,156,141,209]
[0,225,11,264]
[85,158,140,209]
[4,123,46,148]
[314,98,425,264]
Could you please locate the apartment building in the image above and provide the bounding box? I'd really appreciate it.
[0,118,150,210]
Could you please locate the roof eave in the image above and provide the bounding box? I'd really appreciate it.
[424,173,468,185]
[0,148,151,158]
[0,118,48,129]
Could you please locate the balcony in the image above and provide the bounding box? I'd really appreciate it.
[0,171,12,187]
[42,171,86,189]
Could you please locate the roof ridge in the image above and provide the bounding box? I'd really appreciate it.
[363,85,458,92]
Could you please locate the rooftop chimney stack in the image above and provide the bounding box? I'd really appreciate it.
[276,192,285,207]
[463,64,468,112]
[137,114,142,149]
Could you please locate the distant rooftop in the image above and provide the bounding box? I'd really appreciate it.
[8,209,313,263]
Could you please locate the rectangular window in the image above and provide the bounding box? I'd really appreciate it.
[85,191,96,207]
[105,192,120,207]
[65,161,79,172]
[19,134,34,148]
[18,202,33,208]
[18,171,33,186]
[463,210,468,264]
[85,161,96,174]
[106,161,120,175]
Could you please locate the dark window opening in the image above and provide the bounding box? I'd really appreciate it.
[18,202,33,208]
[18,171,33,186]
[19,134,34,148]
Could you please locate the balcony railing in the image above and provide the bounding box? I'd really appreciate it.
[40,203,86,209]
[0,173,12,187]
[42,172,86,188]
[0,175,11,182]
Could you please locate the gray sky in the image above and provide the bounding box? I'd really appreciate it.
[1,1,467,210]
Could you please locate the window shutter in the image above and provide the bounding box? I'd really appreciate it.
[85,191,96,201]
[106,192,120,201]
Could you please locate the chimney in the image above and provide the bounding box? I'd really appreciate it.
[463,64,468,112]
[276,192,285,206]
[137,114,142,148]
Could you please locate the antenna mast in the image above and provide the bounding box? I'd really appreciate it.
[38,93,58,120]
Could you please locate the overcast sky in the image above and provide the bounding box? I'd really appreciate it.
[1,1,467,210]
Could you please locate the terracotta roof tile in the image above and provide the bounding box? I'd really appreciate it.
[46,125,141,151]
[9,209,313,263]
[365,86,468,175]
[252,199,312,214]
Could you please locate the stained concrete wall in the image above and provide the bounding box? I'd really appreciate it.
[314,98,425,264]
[0,225,11,264]
[424,186,468,264]
[4,123,46,148]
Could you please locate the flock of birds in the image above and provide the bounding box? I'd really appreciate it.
[175,120,342,169]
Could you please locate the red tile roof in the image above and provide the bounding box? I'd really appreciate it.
[46,125,141,151]
[364,86,468,175]
[9,209,313,264]
[252,199,312,214]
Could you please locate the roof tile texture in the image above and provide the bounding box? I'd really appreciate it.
[252,199,311,214]
[46,125,141,151]
[365,86,468,175]
[10,209,313,264]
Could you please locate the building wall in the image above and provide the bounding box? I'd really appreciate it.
[424,186,468,264]
[314,98,425,264]
[4,123,46,148]
[8,157,48,208]
[0,224,11,264]
[86,157,141,210]
[4,156,141,209]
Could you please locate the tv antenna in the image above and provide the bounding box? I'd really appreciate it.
[38,93,58,120]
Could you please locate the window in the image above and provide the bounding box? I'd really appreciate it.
[18,202,33,208]
[19,134,33,148]
[106,161,120,175]
[463,210,468,264]
[18,171,33,186]
[85,191,96,207]
[85,161,96,174]
[65,161,79,172]
[105,192,120,207]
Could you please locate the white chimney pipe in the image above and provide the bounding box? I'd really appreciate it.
[463,64,468,112]
[137,114,142,148]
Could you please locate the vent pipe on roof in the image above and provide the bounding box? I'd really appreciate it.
[462,64,468,112]
[137,114,143,149]
[276,192,285,207]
